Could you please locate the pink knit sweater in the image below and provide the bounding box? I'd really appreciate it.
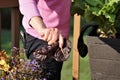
[18,0,71,39]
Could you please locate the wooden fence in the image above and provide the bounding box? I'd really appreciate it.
[0,0,20,49]
[0,0,80,80]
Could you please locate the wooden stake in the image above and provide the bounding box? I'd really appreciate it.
[72,14,80,80]
[11,7,20,48]
[0,11,1,50]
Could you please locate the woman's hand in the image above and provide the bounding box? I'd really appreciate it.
[29,16,64,48]
[39,28,64,48]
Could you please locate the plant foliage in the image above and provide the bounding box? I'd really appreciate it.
[0,47,48,80]
[71,0,120,38]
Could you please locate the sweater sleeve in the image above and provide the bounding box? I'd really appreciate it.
[18,0,40,21]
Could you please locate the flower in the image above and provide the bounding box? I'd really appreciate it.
[0,60,10,71]
[0,47,47,80]
[0,50,10,72]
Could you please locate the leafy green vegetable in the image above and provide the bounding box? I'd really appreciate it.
[71,0,120,38]
[71,0,85,16]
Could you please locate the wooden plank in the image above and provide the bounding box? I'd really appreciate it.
[72,14,80,80]
[90,58,120,76]
[87,36,120,46]
[90,58,120,80]
[0,11,1,50]
[11,7,20,48]
[87,36,120,60]
[0,0,18,8]
[87,36,120,80]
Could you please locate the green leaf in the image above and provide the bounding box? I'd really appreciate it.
[85,0,103,6]
[71,2,84,16]
[71,0,120,36]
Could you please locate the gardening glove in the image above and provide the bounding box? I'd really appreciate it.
[33,39,72,62]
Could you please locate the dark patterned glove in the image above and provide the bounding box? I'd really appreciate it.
[54,39,71,61]
[33,39,72,62]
